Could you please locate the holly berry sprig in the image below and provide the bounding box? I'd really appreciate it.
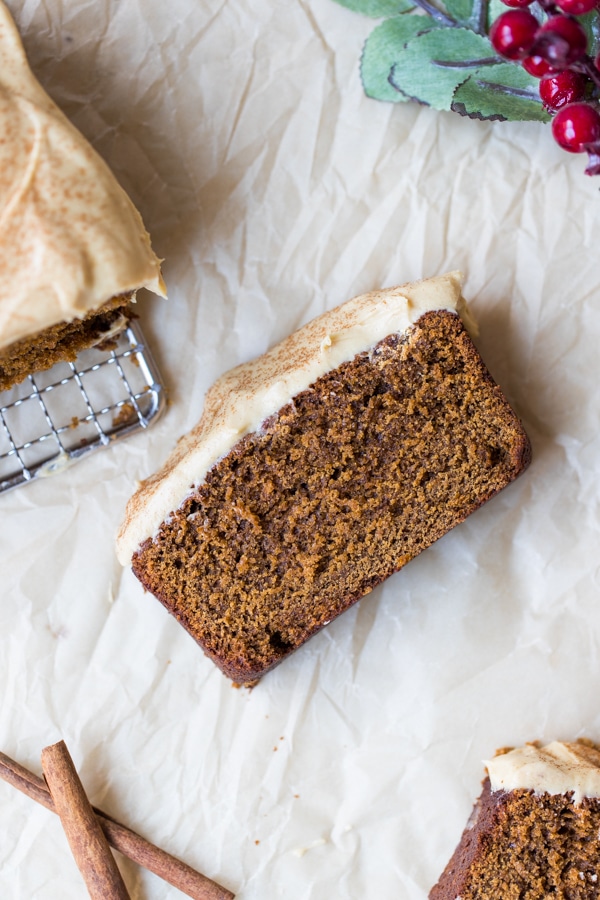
[490,0,600,172]
[333,0,600,177]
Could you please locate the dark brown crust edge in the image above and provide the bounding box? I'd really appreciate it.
[429,777,500,900]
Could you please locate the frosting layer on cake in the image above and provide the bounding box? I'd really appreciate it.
[117,271,471,564]
[486,741,600,805]
[0,1,165,351]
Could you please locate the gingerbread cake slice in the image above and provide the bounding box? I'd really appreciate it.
[0,1,165,391]
[430,740,600,899]
[117,272,531,684]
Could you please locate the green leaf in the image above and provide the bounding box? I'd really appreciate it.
[336,0,554,122]
[331,0,415,16]
[441,0,475,28]
[361,15,441,102]
[388,26,498,109]
[578,9,600,58]
[486,0,506,31]
[452,63,550,121]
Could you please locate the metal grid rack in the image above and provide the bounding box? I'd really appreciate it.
[0,322,165,493]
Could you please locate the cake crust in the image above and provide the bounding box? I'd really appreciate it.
[131,310,531,684]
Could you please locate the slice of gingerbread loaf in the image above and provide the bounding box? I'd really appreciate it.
[117,272,531,684]
[430,739,600,899]
[0,1,165,391]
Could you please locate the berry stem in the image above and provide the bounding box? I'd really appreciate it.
[572,57,600,92]
[471,0,488,36]
[536,0,561,13]
[410,0,459,27]
[585,146,600,174]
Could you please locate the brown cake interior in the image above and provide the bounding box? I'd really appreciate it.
[132,310,531,684]
[0,293,132,391]
[430,775,600,899]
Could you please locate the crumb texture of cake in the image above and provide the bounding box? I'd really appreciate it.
[119,273,531,684]
[0,0,165,389]
[430,740,600,900]
[0,295,131,392]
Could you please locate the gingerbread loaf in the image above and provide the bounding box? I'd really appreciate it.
[0,1,165,391]
[118,272,531,684]
[430,740,600,899]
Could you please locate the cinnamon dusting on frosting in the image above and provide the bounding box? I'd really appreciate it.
[0,1,165,351]
[117,272,469,563]
[486,740,600,805]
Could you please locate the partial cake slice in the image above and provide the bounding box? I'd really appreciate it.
[117,272,531,684]
[0,1,165,391]
[430,740,600,899]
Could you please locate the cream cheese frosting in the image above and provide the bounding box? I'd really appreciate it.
[0,1,165,351]
[486,741,600,805]
[117,271,471,564]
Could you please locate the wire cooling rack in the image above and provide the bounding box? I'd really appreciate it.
[0,322,165,493]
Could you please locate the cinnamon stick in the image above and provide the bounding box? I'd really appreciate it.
[0,750,234,900]
[41,740,131,900]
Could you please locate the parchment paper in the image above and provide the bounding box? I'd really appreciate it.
[1,1,599,897]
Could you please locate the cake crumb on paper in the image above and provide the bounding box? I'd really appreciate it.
[292,838,327,858]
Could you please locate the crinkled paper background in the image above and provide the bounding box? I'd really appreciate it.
[1,0,599,897]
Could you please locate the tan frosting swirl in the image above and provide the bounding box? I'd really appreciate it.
[117,271,470,564]
[486,741,600,805]
[0,1,165,351]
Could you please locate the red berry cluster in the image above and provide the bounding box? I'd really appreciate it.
[489,0,600,174]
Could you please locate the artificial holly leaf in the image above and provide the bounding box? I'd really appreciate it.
[486,0,507,30]
[578,9,600,57]
[332,0,415,16]
[388,26,499,110]
[488,0,506,22]
[452,63,550,121]
[339,0,595,124]
[442,0,477,29]
[361,15,441,102]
